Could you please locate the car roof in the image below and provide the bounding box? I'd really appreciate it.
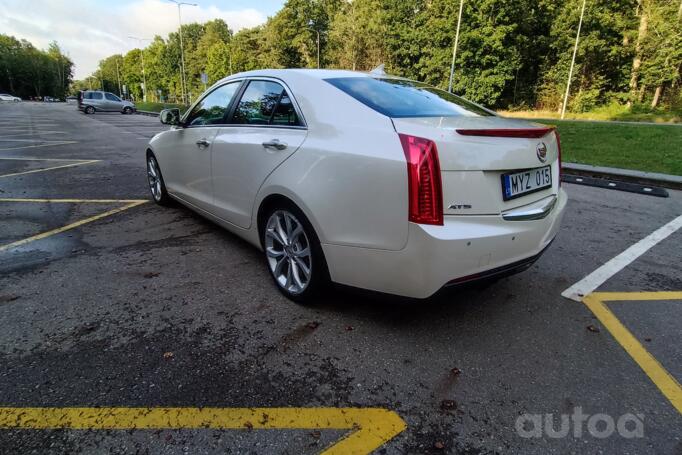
[216,69,397,88]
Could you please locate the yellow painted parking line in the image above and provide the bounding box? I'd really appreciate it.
[0,200,147,253]
[0,407,406,454]
[0,158,99,178]
[583,292,682,414]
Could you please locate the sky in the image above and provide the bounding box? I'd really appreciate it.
[0,0,285,79]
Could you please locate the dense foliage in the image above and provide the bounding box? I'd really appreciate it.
[0,35,73,99]
[67,0,682,111]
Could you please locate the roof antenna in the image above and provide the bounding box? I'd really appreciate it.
[370,64,386,76]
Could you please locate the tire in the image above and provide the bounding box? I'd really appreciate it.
[146,153,172,206]
[122,106,133,115]
[84,105,95,114]
[261,203,329,303]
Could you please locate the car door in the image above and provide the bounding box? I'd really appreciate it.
[160,81,242,212]
[89,92,104,110]
[211,79,307,228]
[104,92,122,111]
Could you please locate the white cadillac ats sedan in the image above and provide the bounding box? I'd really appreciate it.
[146,69,566,302]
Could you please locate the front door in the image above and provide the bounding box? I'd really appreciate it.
[211,79,307,228]
[104,92,122,111]
[162,81,242,211]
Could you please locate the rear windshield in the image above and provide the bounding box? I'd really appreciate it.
[325,77,492,118]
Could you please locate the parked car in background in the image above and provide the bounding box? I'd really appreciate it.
[146,69,566,302]
[0,93,21,102]
[78,90,135,114]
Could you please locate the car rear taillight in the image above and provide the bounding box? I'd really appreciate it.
[399,134,443,226]
[455,127,555,138]
[554,129,562,187]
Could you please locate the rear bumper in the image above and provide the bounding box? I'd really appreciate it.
[322,188,567,299]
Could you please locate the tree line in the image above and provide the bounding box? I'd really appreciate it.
[0,35,73,99]
[79,0,681,112]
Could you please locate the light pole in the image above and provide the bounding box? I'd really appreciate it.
[561,0,587,119]
[128,36,152,102]
[308,20,320,69]
[169,0,197,104]
[448,0,465,93]
[115,57,122,97]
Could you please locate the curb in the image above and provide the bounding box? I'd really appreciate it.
[562,163,682,191]
[135,110,160,117]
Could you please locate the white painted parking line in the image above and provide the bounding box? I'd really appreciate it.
[562,214,682,301]
[0,141,77,151]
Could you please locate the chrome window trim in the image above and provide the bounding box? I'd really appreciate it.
[181,76,308,130]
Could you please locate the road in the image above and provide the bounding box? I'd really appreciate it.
[0,102,680,454]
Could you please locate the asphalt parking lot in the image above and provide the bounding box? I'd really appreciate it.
[0,102,680,454]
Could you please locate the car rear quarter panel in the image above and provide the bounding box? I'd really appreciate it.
[255,76,409,251]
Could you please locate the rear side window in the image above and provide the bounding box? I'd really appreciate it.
[87,92,103,100]
[230,80,301,126]
[325,77,492,118]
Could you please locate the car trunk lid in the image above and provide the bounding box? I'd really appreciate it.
[392,116,560,216]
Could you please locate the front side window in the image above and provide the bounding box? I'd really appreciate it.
[325,77,492,118]
[185,82,240,126]
[105,93,120,101]
[231,81,301,126]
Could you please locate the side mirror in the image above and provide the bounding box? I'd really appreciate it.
[160,108,181,126]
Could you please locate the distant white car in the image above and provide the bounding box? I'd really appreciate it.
[0,94,21,102]
[147,69,566,302]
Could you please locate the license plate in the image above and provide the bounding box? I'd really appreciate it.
[501,166,552,201]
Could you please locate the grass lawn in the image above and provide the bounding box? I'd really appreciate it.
[135,101,188,114]
[533,120,682,176]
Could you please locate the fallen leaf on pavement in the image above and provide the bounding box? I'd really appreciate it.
[586,325,600,333]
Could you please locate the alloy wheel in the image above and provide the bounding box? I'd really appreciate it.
[264,210,312,295]
[147,156,162,201]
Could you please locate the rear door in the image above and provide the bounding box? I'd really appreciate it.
[211,79,307,228]
[90,92,104,110]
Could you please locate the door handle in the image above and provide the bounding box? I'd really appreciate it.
[196,138,210,148]
[262,139,287,150]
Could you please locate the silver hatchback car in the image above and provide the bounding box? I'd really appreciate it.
[78,90,135,114]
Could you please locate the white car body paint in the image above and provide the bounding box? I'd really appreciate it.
[148,69,567,299]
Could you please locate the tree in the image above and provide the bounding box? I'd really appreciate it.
[0,34,73,99]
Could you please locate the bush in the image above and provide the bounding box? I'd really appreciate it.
[135,102,188,114]
[568,88,602,113]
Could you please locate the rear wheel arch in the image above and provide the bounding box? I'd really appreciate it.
[257,194,322,249]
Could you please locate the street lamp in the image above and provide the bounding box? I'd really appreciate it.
[128,36,152,102]
[169,0,197,104]
[308,20,320,69]
[447,0,465,93]
[561,0,587,119]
